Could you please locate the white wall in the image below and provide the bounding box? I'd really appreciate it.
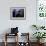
[0,0,37,42]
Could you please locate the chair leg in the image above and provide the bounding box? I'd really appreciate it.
[4,41,7,46]
[4,33,7,46]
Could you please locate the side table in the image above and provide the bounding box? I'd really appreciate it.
[4,33,18,46]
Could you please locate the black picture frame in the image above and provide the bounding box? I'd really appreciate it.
[10,7,26,20]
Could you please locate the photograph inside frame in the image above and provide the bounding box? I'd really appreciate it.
[10,7,26,20]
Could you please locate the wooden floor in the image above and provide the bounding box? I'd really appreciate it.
[0,42,46,46]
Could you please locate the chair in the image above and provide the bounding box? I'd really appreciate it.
[4,33,18,46]
[4,27,19,46]
[18,33,30,46]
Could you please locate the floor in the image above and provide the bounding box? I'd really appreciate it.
[0,42,46,46]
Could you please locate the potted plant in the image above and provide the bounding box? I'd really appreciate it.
[32,24,46,43]
[33,32,46,43]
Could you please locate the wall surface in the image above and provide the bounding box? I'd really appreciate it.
[0,0,37,42]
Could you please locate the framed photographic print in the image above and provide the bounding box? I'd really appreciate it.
[37,0,46,19]
[36,0,46,26]
[10,7,26,20]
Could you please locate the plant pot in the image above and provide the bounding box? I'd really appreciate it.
[37,39,45,44]
[40,38,45,43]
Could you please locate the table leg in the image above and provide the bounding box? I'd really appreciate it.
[4,34,7,46]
